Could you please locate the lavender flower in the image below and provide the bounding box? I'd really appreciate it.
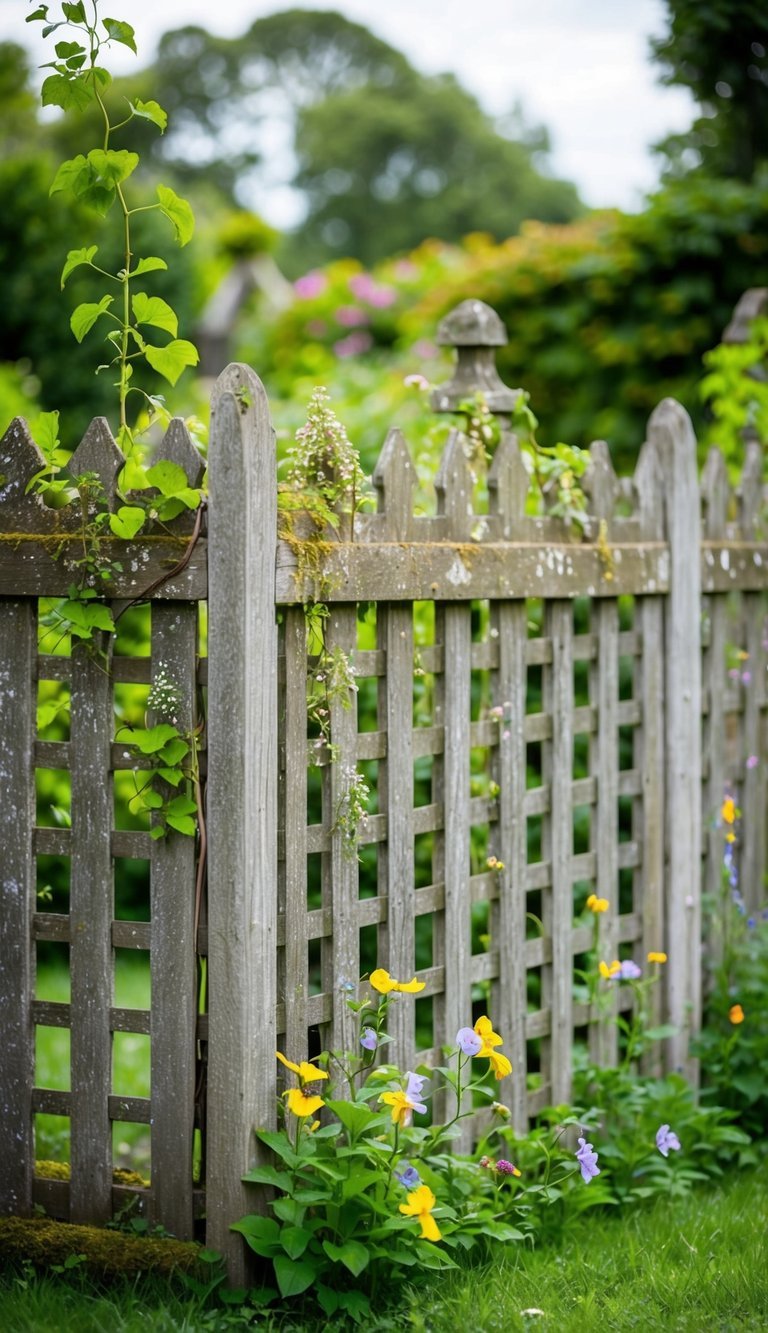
[495,1159,521,1177]
[456,1026,483,1056]
[618,960,642,980]
[394,1163,421,1188]
[360,1026,378,1051]
[656,1124,681,1157]
[575,1136,600,1183]
[404,1071,428,1114]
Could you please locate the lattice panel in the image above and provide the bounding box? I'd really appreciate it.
[275,426,673,1135]
[1,416,206,1235]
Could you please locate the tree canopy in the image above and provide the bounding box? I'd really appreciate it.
[651,0,768,180]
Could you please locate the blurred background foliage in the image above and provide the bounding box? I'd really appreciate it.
[1,0,767,464]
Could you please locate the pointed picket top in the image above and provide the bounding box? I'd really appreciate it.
[701,447,730,539]
[632,435,665,539]
[435,428,475,539]
[67,417,123,506]
[373,427,415,540]
[0,417,51,530]
[584,439,620,521]
[487,430,529,536]
[738,440,763,538]
[155,417,206,487]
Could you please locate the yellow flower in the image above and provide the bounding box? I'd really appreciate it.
[484,1048,512,1080]
[599,960,621,979]
[721,797,736,825]
[370,968,425,995]
[399,1185,442,1242]
[729,1004,744,1024]
[725,832,736,844]
[474,1015,503,1048]
[647,951,668,965]
[285,1087,325,1118]
[587,894,609,913]
[379,1090,416,1126]
[275,1051,329,1085]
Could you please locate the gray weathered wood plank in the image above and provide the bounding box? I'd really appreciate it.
[542,602,574,1105]
[282,608,309,1060]
[206,366,278,1284]
[591,600,619,1067]
[148,602,198,1239]
[69,636,114,1225]
[324,607,360,1059]
[0,600,37,1217]
[378,603,416,1068]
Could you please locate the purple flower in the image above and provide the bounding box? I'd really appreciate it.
[294,271,326,299]
[456,1026,483,1056]
[746,755,759,770]
[575,1136,600,1183]
[395,1163,421,1188]
[404,1071,428,1114]
[655,1124,681,1157]
[360,1026,378,1051]
[495,1159,521,1177]
[335,304,369,327]
[618,960,642,980]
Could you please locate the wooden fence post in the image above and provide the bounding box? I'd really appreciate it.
[206,365,278,1282]
[647,399,702,1080]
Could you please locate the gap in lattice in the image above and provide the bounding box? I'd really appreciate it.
[115,857,150,921]
[35,1112,70,1166]
[470,743,493,803]
[618,866,634,917]
[573,733,590,782]
[573,804,591,857]
[37,679,71,741]
[307,766,323,832]
[359,923,377,981]
[36,853,69,914]
[618,725,635,773]
[113,769,146,833]
[356,601,376,650]
[526,740,542,790]
[415,907,433,971]
[527,599,544,638]
[114,948,150,1009]
[527,814,543,865]
[414,995,433,1052]
[356,674,378,732]
[113,604,151,657]
[306,851,322,911]
[526,663,543,715]
[470,899,490,957]
[573,658,590,711]
[307,936,322,997]
[359,758,378,817]
[37,597,72,656]
[470,666,488,724]
[113,1119,150,1177]
[114,681,150,729]
[35,767,70,829]
[35,940,69,999]
[112,1031,150,1100]
[413,754,432,808]
[414,831,433,890]
[358,841,377,901]
[573,880,595,916]
[35,1024,70,1092]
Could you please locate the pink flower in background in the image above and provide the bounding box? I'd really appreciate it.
[294,271,327,299]
[394,259,418,279]
[305,319,327,337]
[348,273,396,307]
[404,373,429,390]
[746,755,759,769]
[334,331,373,358]
[413,339,438,359]
[335,304,369,327]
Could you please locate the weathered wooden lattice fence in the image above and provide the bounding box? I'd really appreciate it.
[1,301,766,1282]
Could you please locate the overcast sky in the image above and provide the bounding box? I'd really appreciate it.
[3,0,695,217]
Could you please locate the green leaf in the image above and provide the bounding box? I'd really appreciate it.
[61,245,98,289]
[273,1255,318,1299]
[62,2,86,19]
[166,795,197,817]
[87,148,139,187]
[130,724,180,755]
[132,293,177,337]
[141,790,164,811]
[279,1226,312,1261]
[50,155,87,197]
[109,506,145,539]
[323,1098,377,1139]
[103,17,136,52]
[157,767,184,787]
[144,339,199,387]
[322,1239,369,1278]
[41,72,92,111]
[149,825,165,840]
[158,738,189,765]
[254,1130,302,1169]
[130,256,168,278]
[644,1025,678,1041]
[165,813,196,836]
[132,98,167,131]
[337,1289,373,1320]
[316,1286,340,1318]
[59,599,115,636]
[156,184,195,245]
[241,1164,291,1189]
[230,1215,281,1259]
[30,411,61,460]
[27,7,49,22]
[70,297,114,343]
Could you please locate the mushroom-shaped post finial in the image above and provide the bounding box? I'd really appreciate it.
[430,299,520,415]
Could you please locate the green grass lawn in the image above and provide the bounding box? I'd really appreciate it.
[2,1160,766,1331]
